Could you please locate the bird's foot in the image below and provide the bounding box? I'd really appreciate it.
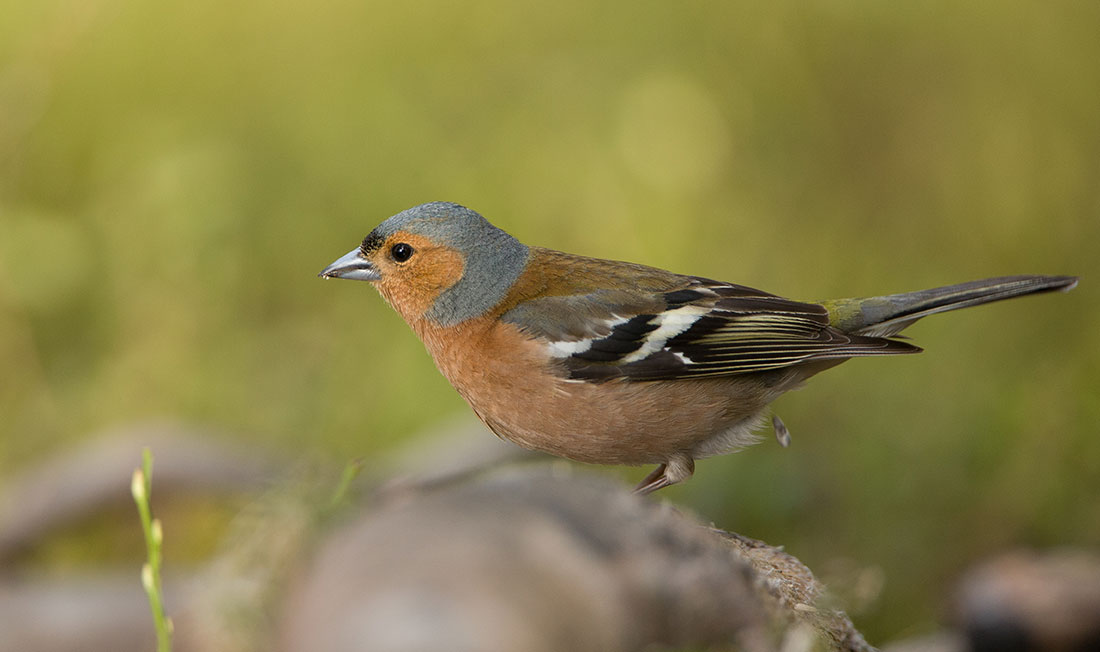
[633,455,695,495]
[773,414,791,448]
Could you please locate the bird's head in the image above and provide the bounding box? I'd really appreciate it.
[320,202,529,326]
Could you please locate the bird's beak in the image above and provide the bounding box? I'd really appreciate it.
[318,248,381,282]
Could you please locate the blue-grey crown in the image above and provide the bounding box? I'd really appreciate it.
[370,202,530,326]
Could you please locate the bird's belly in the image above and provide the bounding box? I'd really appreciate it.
[461,374,775,466]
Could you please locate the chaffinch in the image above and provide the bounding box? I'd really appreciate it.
[320,202,1077,493]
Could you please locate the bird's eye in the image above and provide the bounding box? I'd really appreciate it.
[390,243,414,262]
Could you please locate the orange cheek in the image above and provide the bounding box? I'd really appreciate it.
[375,247,465,324]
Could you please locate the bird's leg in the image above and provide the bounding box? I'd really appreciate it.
[633,454,695,495]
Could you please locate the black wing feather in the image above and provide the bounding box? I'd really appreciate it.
[563,281,918,382]
[502,275,921,383]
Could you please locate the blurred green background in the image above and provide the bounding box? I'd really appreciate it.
[2,0,1098,642]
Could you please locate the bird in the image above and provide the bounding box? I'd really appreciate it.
[320,202,1077,494]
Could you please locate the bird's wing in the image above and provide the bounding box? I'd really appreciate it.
[501,278,920,382]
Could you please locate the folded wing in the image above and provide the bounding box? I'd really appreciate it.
[502,279,921,382]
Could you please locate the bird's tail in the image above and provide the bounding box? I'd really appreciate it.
[822,275,1078,338]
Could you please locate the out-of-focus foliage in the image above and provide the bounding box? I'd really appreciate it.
[1,0,1097,640]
